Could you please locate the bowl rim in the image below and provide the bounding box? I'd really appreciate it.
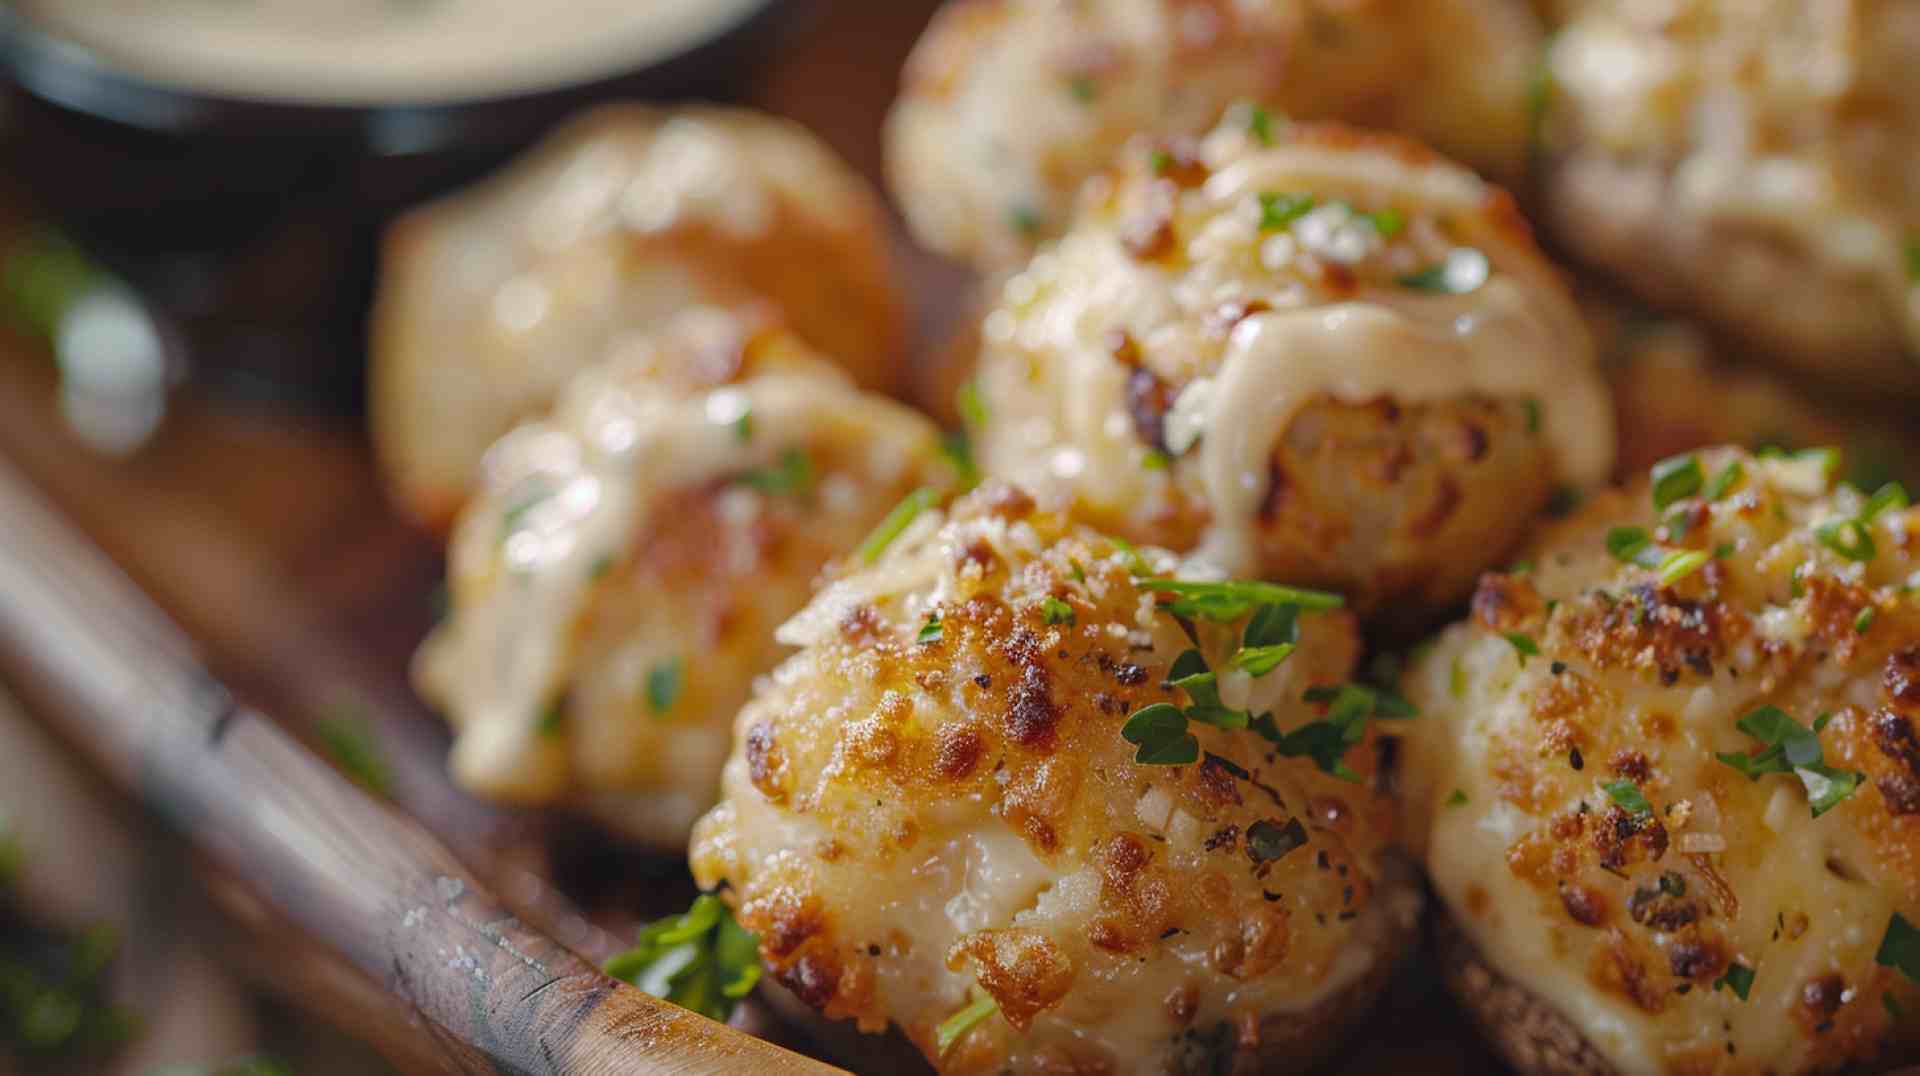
[0,1,783,148]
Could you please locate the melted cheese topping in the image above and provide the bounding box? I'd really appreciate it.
[976,123,1612,581]
[415,310,943,842]
[692,489,1417,1073]
[1403,450,1920,1074]
[1547,0,1920,358]
[21,0,768,105]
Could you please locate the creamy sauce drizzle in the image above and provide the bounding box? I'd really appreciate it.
[419,360,858,801]
[22,0,768,105]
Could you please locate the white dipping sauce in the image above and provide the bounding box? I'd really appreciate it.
[19,0,769,105]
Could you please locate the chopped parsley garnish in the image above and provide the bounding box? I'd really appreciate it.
[1121,703,1199,765]
[1713,962,1755,1001]
[1258,192,1316,231]
[1041,596,1075,626]
[1449,658,1466,699]
[735,448,814,496]
[1863,481,1911,521]
[587,554,614,581]
[1522,398,1541,434]
[1715,705,1864,817]
[646,657,685,717]
[1855,606,1878,634]
[1067,75,1097,102]
[918,614,944,645]
[0,915,141,1060]
[956,379,989,429]
[1814,517,1876,562]
[1231,602,1300,677]
[1245,103,1274,145]
[936,992,1000,1055]
[315,712,391,797]
[1363,208,1405,238]
[1140,578,1343,621]
[603,894,762,1022]
[1602,779,1651,818]
[1142,449,1172,471]
[859,486,940,564]
[940,430,981,490]
[1651,454,1703,510]
[1714,541,1736,560]
[1656,549,1710,588]
[1881,913,1920,985]
[1008,206,1042,237]
[1445,789,1469,807]
[1150,149,1173,175]
[536,700,565,738]
[1397,247,1489,294]
[731,409,753,443]
[1245,818,1309,862]
[1605,525,1659,566]
[1234,643,1296,677]
[1704,460,1744,502]
[1525,34,1557,154]
[1504,632,1540,665]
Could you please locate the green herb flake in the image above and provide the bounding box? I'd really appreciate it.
[1149,149,1173,175]
[1067,75,1097,102]
[1855,606,1878,634]
[1121,703,1198,766]
[1864,482,1911,521]
[918,614,944,645]
[1602,779,1652,818]
[1245,817,1309,862]
[1714,541,1736,560]
[1450,658,1467,700]
[859,486,941,564]
[1140,578,1343,622]
[603,894,763,1023]
[1364,208,1406,238]
[1880,913,1920,985]
[1650,454,1703,510]
[1445,789,1469,808]
[732,409,753,443]
[1704,460,1745,502]
[1234,643,1297,677]
[936,992,1000,1055]
[1258,192,1317,231]
[939,430,981,491]
[1606,525,1655,565]
[735,448,814,497]
[1715,705,1864,817]
[1397,247,1489,294]
[315,714,391,797]
[1245,103,1274,145]
[1008,206,1042,237]
[1656,549,1710,588]
[957,379,989,429]
[1547,484,1583,518]
[647,657,686,717]
[1522,398,1541,434]
[1041,596,1075,626]
[1713,962,1755,1001]
[1142,449,1172,471]
[1504,632,1540,665]
[536,701,566,738]
[1815,517,1876,562]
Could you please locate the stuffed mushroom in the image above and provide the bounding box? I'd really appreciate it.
[1402,447,1920,1074]
[969,119,1615,619]
[371,103,907,532]
[414,308,953,847]
[885,0,1545,271]
[691,482,1421,1074]
[1537,0,1920,397]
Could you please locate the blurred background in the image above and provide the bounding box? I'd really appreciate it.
[0,3,954,1072]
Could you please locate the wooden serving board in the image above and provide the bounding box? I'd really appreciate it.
[0,2,1505,1071]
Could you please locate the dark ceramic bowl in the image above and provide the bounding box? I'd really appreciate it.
[0,2,791,409]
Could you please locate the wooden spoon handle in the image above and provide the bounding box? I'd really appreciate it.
[0,455,842,1075]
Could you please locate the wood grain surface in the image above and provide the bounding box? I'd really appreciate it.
[0,1,1506,1072]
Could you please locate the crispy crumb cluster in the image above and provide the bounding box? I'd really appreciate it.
[1406,447,1920,1074]
[692,484,1419,1074]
